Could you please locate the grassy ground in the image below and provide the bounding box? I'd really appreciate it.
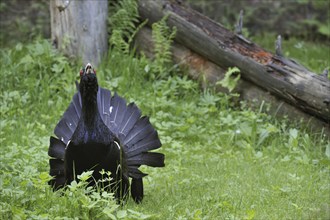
[0,37,329,219]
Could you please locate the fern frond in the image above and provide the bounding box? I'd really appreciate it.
[151,15,177,78]
[108,0,140,54]
[216,67,241,92]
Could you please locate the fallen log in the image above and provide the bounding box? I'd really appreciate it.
[135,27,330,135]
[137,0,330,125]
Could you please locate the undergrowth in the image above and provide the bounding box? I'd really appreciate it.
[1,0,329,219]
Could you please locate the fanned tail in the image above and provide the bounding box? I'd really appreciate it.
[96,87,164,203]
[98,89,165,176]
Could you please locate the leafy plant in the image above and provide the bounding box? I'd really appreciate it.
[150,15,177,79]
[217,67,241,92]
[109,0,147,55]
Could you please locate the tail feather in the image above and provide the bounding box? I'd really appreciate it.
[54,120,73,144]
[131,178,143,203]
[127,152,165,167]
[49,158,65,176]
[97,87,112,126]
[54,93,81,144]
[118,103,141,138]
[49,174,66,189]
[126,131,161,157]
[48,136,66,159]
[109,93,127,134]
[128,166,148,179]
[123,116,154,146]
[49,158,65,189]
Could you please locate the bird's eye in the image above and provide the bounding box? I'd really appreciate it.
[79,69,84,76]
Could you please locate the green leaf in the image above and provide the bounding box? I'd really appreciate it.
[34,42,45,55]
[217,67,241,92]
[20,54,33,64]
[325,143,330,159]
[144,64,150,73]
[257,129,269,147]
[68,180,78,191]
[318,25,330,37]
[51,63,64,74]
[246,209,256,220]
[39,172,51,182]
[15,43,23,51]
[289,128,298,139]
[77,170,94,182]
[116,210,127,219]
[103,207,117,220]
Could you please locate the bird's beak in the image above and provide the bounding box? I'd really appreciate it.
[85,63,93,74]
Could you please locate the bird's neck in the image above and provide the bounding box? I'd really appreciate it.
[81,89,99,128]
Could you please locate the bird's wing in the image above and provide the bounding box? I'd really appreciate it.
[49,84,82,189]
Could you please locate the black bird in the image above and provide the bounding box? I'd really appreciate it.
[48,63,165,203]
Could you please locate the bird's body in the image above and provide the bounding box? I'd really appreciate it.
[48,64,164,203]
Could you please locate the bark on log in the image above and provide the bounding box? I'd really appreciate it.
[50,0,108,66]
[135,27,330,135]
[137,0,330,124]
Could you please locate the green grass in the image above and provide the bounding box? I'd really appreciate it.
[0,38,329,219]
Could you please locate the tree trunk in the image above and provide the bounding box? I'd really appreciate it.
[137,0,330,124]
[50,0,108,66]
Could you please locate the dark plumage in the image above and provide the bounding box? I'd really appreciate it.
[48,63,164,203]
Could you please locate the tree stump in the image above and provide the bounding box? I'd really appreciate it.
[50,0,108,66]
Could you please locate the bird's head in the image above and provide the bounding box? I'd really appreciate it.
[79,63,98,98]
